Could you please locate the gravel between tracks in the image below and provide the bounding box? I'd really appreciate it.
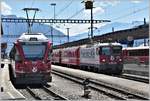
[17,89,35,100]
[48,74,114,100]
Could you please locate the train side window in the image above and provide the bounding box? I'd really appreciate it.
[15,55,22,62]
[145,49,149,56]
[128,49,149,56]
[9,46,16,59]
[48,49,52,60]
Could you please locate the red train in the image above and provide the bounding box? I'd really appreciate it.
[52,43,123,75]
[9,33,52,85]
[122,45,149,65]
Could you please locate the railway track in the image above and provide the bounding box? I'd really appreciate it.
[53,64,149,84]
[120,73,149,83]
[26,87,42,100]
[52,70,149,100]
[20,86,68,100]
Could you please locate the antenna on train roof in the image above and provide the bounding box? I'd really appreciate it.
[22,8,40,34]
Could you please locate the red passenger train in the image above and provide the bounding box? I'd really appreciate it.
[122,45,149,65]
[9,33,52,85]
[52,43,123,75]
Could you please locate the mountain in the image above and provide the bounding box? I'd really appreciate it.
[1,14,147,52]
[1,15,17,18]
[1,15,67,52]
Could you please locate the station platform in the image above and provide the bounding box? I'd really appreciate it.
[52,65,149,99]
[123,64,149,77]
[0,60,25,100]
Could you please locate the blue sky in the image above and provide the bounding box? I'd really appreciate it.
[1,0,149,36]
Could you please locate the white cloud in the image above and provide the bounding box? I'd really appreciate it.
[130,0,142,3]
[83,7,104,15]
[1,1,12,15]
[54,23,107,36]
[95,0,120,7]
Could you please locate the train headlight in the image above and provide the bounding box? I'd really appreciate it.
[102,59,106,62]
[24,61,28,65]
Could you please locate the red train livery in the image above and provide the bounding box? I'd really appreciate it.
[61,47,80,66]
[9,33,52,85]
[52,43,123,75]
[122,45,149,65]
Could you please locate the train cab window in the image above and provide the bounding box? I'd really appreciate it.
[100,47,111,55]
[112,46,122,55]
[22,43,46,60]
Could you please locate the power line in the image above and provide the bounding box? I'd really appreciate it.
[68,8,84,19]
[55,0,74,18]
[30,0,35,8]
[111,6,148,21]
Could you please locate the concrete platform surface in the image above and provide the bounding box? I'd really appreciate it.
[0,61,25,100]
[52,65,149,99]
[123,64,149,77]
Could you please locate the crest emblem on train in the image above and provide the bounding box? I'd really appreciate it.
[32,67,37,72]
[110,56,115,61]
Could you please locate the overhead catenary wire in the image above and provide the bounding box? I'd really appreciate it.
[111,6,148,21]
[55,0,74,18]
[68,8,84,19]
[53,7,84,37]
[30,0,35,8]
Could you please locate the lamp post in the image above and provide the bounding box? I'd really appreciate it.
[66,28,70,42]
[50,3,56,46]
[84,0,94,43]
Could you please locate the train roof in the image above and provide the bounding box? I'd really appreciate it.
[62,46,80,51]
[123,45,149,50]
[18,33,49,42]
[94,42,122,47]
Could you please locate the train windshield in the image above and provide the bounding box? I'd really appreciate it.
[99,46,122,55]
[112,46,122,55]
[22,43,46,60]
[101,47,111,55]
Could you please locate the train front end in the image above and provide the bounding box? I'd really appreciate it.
[97,43,123,75]
[10,33,52,85]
